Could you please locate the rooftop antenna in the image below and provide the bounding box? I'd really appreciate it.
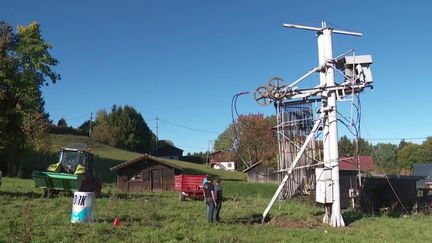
[256,21,373,227]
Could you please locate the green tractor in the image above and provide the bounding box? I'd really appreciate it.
[32,148,102,197]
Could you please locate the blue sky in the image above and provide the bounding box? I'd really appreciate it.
[3,0,432,153]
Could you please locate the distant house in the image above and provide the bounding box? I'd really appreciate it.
[209,151,236,171]
[110,154,184,192]
[413,163,432,187]
[242,161,278,183]
[157,144,183,160]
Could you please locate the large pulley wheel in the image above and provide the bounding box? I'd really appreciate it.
[254,86,272,106]
[266,77,288,100]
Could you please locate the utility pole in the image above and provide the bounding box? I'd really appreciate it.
[89,112,93,143]
[155,117,159,156]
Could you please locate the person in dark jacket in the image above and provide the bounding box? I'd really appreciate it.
[203,177,216,223]
[214,178,222,222]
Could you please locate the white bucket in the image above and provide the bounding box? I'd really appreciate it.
[71,191,95,223]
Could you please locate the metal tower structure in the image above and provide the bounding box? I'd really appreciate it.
[275,100,316,199]
[254,21,373,227]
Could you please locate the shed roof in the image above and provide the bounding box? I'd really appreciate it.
[242,160,264,173]
[110,154,184,172]
[339,156,374,172]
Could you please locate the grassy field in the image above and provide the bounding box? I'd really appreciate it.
[1,177,432,242]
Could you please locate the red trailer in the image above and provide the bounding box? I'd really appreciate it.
[174,174,206,201]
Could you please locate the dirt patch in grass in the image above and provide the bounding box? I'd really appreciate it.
[269,216,323,229]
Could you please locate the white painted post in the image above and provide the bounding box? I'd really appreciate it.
[317,22,332,224]
[322,27,345,227]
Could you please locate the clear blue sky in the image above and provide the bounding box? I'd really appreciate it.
[3,0,432,153]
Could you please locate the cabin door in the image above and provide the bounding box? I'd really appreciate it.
[151,169,161,190]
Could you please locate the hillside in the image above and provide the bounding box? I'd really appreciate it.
[21,134,245,182]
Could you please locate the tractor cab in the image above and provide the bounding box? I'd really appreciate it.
[48,148,94,176]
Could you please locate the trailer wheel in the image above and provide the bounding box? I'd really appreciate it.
[179,192,185,201]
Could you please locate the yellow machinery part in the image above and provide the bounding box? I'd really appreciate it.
[74,164,86,175]
[47,162,61,172]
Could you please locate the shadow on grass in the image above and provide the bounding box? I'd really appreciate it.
[0,191,43,199]
[226,213,264,225]
[98,191,170,199]
[343,210,367,226]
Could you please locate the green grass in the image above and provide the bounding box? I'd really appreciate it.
[1,177,432,242]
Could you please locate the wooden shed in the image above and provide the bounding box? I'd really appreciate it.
[339,156,375,209]
[243,161,278,184]
[110,154,184,192]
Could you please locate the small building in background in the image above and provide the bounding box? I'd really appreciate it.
[243,161,278,183]
[413,163,432,188]
[157,144,183,160]
[209,151,236,171]
[210,161,236,171]
[339,156,375,209]
[360,175,421,214]
[110,154,184,192]
[337,156,422,213]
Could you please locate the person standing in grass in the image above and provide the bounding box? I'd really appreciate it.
[203,174,209,185]
[214,178,223,223]
[203,177,216,223]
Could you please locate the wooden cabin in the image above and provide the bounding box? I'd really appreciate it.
[157,144,183,160]
[243,161,278,183]
[339,156,375,209]
[110,154,184,192]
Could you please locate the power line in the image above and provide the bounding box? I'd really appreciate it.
[362,119,411,215]
[157,118,219,134]
[367,137,427,141]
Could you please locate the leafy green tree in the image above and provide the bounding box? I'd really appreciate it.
[338,136,372,158]
[396,142,419,173]
[214,113,277,170]
[78,119,95,134]
[373,143,398,169]
[57,117,68,127]
[0,21,60,176]
[414,137,432,163]
[355,138,373,156]
[91,105,156,153]
[338,135,354,157]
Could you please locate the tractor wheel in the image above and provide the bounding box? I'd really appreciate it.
[45,189,58,198]
[93,177,102,197]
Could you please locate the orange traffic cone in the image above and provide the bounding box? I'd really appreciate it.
[113,217,120,226]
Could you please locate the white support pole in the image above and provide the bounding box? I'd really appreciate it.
[322,27,345,227]
[317,23,332,224]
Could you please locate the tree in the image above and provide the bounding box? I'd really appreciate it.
[338,136,372,158]
[373,143,398,170]
[78,119,95,134]
[0,21,60,176]
[396,142,419,173]
[91,105,156,153]
[415,137,432,163]
[214,113,277,170]
[338,135,354,157]
[57,117,68,127]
